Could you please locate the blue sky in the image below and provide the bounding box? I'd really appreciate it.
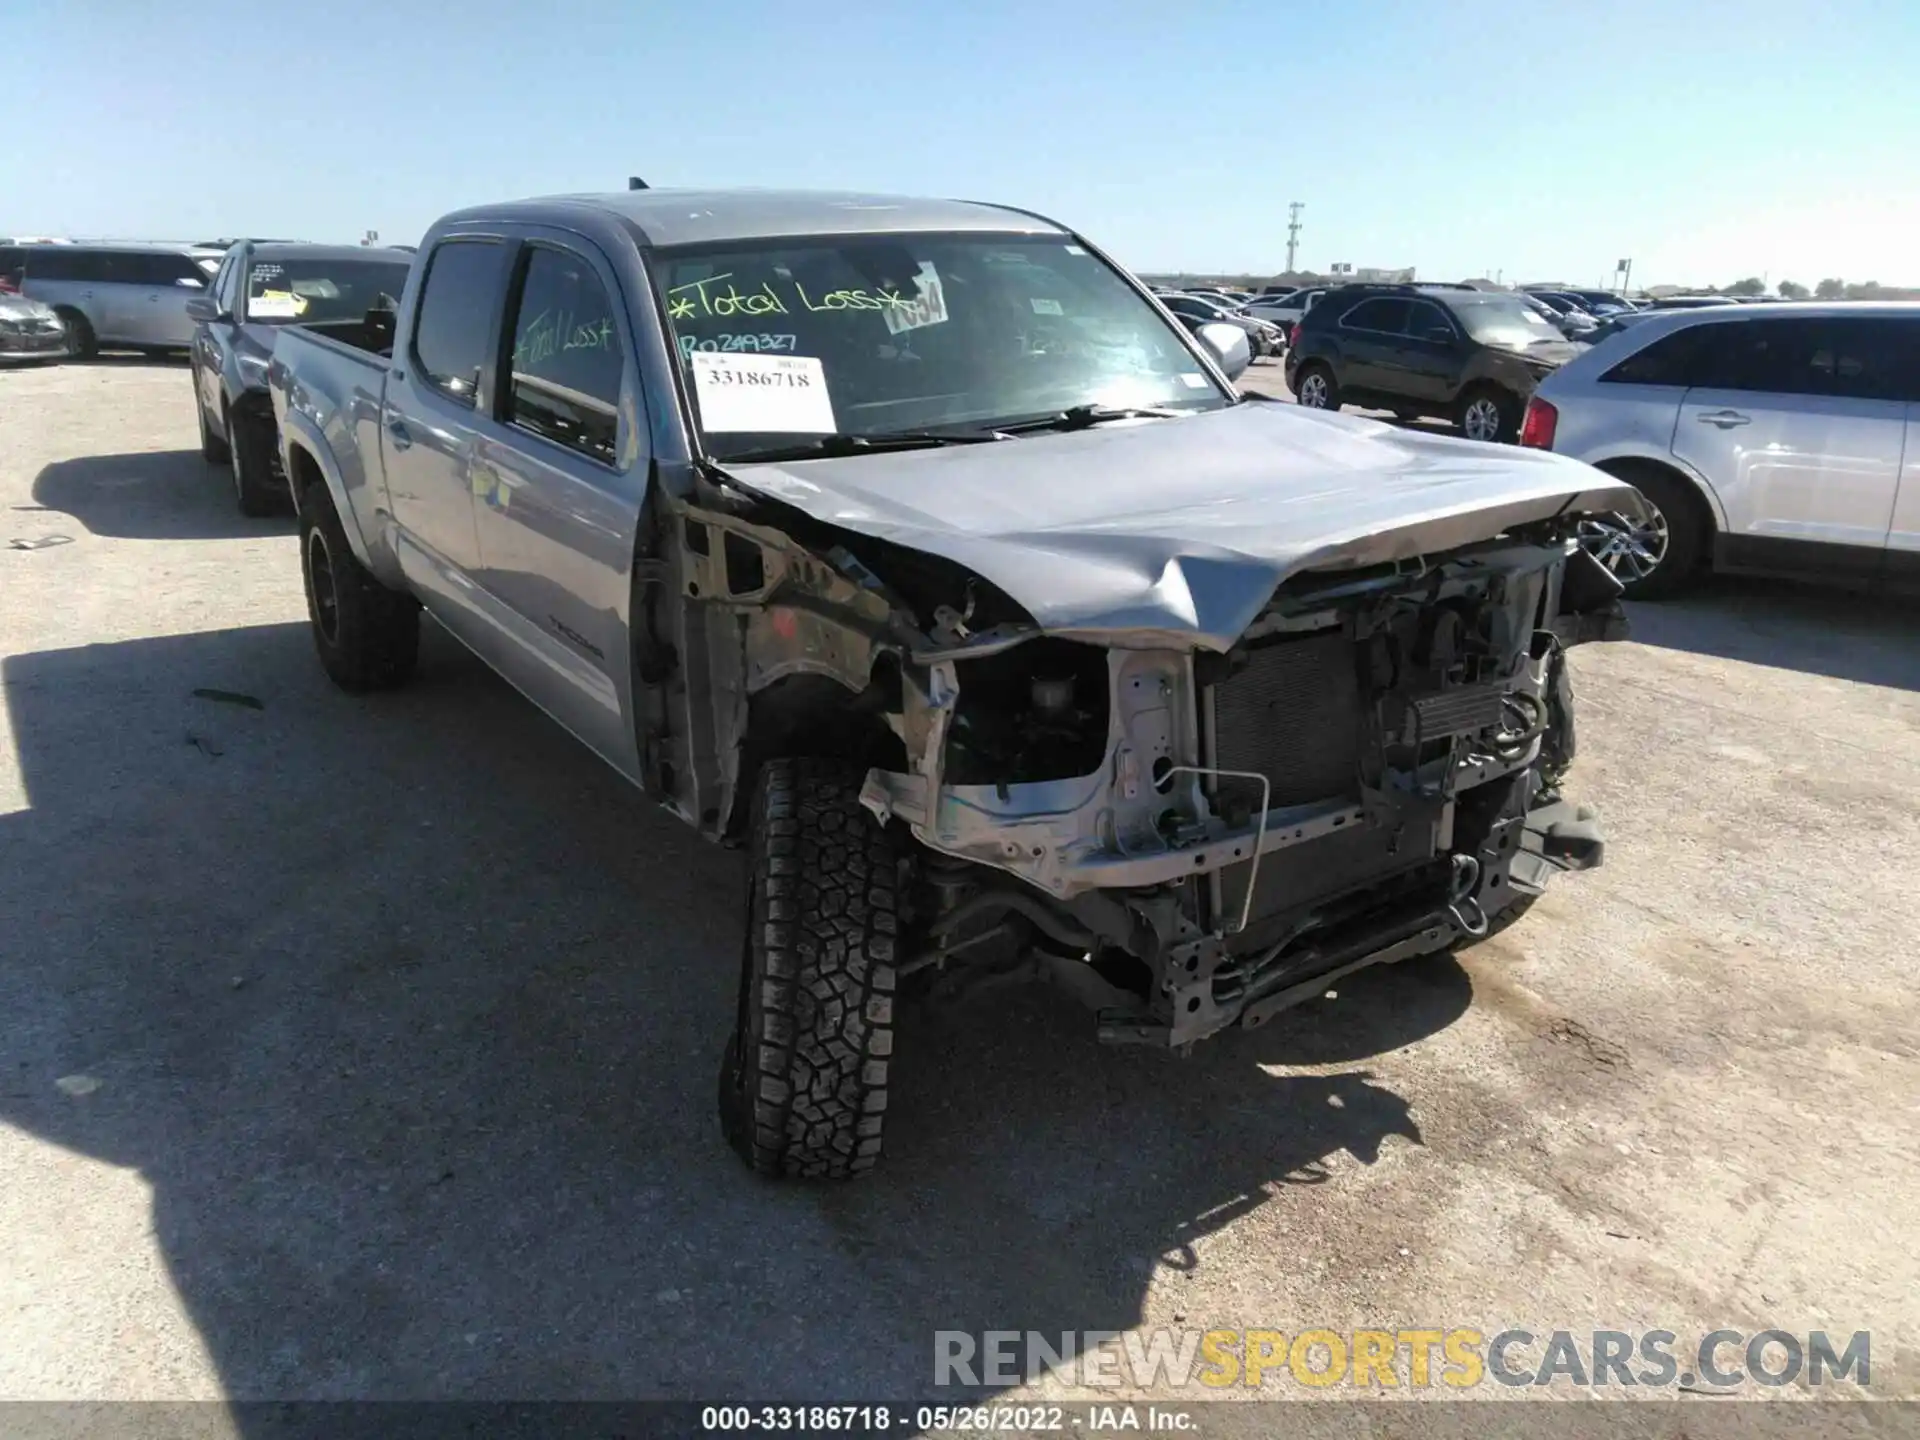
[7,0,1915,288]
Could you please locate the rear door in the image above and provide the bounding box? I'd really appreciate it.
[1331,296,1411,394]
[132,250,209,347]
[468,230,649,779]
[383,235,511,606]
[1670,315,1907,577]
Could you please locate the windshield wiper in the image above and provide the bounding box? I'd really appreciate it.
[993,404,1180,435]
[716,430,1006,464]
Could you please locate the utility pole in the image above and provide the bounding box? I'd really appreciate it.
[1284,202,1304,274]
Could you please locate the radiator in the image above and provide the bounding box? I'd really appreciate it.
[1206,630,1430,936]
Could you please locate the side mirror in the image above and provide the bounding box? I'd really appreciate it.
[183,295,220,323]
[1195,320,1251,380]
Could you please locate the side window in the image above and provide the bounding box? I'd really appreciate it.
[1812,318,1915,403]
[30,249,105,283]
[1340,297,1411,334]
[1714,318,1827,396]
[1601,324,1729,387]
[501,246,624,466]
[411,239,509,404]
[1405,301,1454,338]
[141,252,205,288]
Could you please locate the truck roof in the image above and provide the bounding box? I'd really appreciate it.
[245,242,413,265]
[437,188,1071,249]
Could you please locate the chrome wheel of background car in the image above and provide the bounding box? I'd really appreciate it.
[1462,396,1504,441]
[306,528,341,645]
[1296,373,1331,408]
[1578,508,1670,585]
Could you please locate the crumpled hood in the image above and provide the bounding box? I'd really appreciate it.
[0,295,58,322]
[722,402,1647,650]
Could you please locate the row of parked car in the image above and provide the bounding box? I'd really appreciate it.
[0,236,414,515]
[1264,278,1919,597]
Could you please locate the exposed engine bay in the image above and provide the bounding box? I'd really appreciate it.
[855,527,1625,1046]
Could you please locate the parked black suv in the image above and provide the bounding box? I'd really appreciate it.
[1284,284,1579,442]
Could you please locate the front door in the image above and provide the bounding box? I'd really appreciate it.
[469,231,649,781]
[1397,299,1465,405]
[1671,315,1907,575]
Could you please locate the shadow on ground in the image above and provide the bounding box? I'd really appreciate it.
[1627,575,1920,691]
[32,449,294,542]
[0,613,1468,1402]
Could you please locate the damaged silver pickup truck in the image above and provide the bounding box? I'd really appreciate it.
[269,189,1643,1179]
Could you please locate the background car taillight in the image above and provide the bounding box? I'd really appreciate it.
[1288,322,1301,348]
[1519,396,1558,450]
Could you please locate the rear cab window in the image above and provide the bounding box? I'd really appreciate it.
[410,239,511,404]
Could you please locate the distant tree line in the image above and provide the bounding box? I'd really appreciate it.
[1703,277,1918,300]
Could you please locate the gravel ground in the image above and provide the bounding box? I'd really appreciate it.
[2,356,1917,1426]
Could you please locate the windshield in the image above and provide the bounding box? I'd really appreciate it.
[245,257,409,325]
[1452,294,1567,348]
[653,232,1229,458]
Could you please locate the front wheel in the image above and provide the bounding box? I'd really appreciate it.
[719,758,900,1180]
[195,381,231,463]
[1581,466,1704,600]
[298,481,420,691]
[228,405,282,517]
[1457,387,1519,443]
[57,308,96,360]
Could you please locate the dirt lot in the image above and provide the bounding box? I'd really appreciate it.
[2,356,1917,1421]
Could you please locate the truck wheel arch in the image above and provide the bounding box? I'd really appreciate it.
[281,424,375,571]
[726,664,908,842]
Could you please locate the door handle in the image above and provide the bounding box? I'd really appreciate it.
[386,418,413,451]
[1697,409,1751,429]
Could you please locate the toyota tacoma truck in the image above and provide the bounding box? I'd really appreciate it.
[270,189,1641,1179]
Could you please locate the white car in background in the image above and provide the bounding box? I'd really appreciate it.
[1520,303,1920,597]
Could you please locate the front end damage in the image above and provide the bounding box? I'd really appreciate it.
[852,530,1625,1046]
[672,472,1632,1049]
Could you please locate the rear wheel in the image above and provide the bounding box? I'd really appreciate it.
[1293,362,1339,411]
[298,480,419,691]
[1584,463,1706,600]
[56,308,95,360]
[719,758,900,1180]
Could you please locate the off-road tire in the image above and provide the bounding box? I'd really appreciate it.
[719,758,900,1180]
[1597,462,1706,601]
[194,375,231,463]
[298,480,419,692]
[228,405,283,517]
[1293,361,1339,411]
[57,308,96,360]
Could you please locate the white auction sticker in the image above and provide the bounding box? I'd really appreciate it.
[1029,297,1063,316]
[248,292,303,318]
[882,261,948,336]
[690,352,837,433]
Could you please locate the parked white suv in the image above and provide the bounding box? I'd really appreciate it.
[1520,304,1919,597]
